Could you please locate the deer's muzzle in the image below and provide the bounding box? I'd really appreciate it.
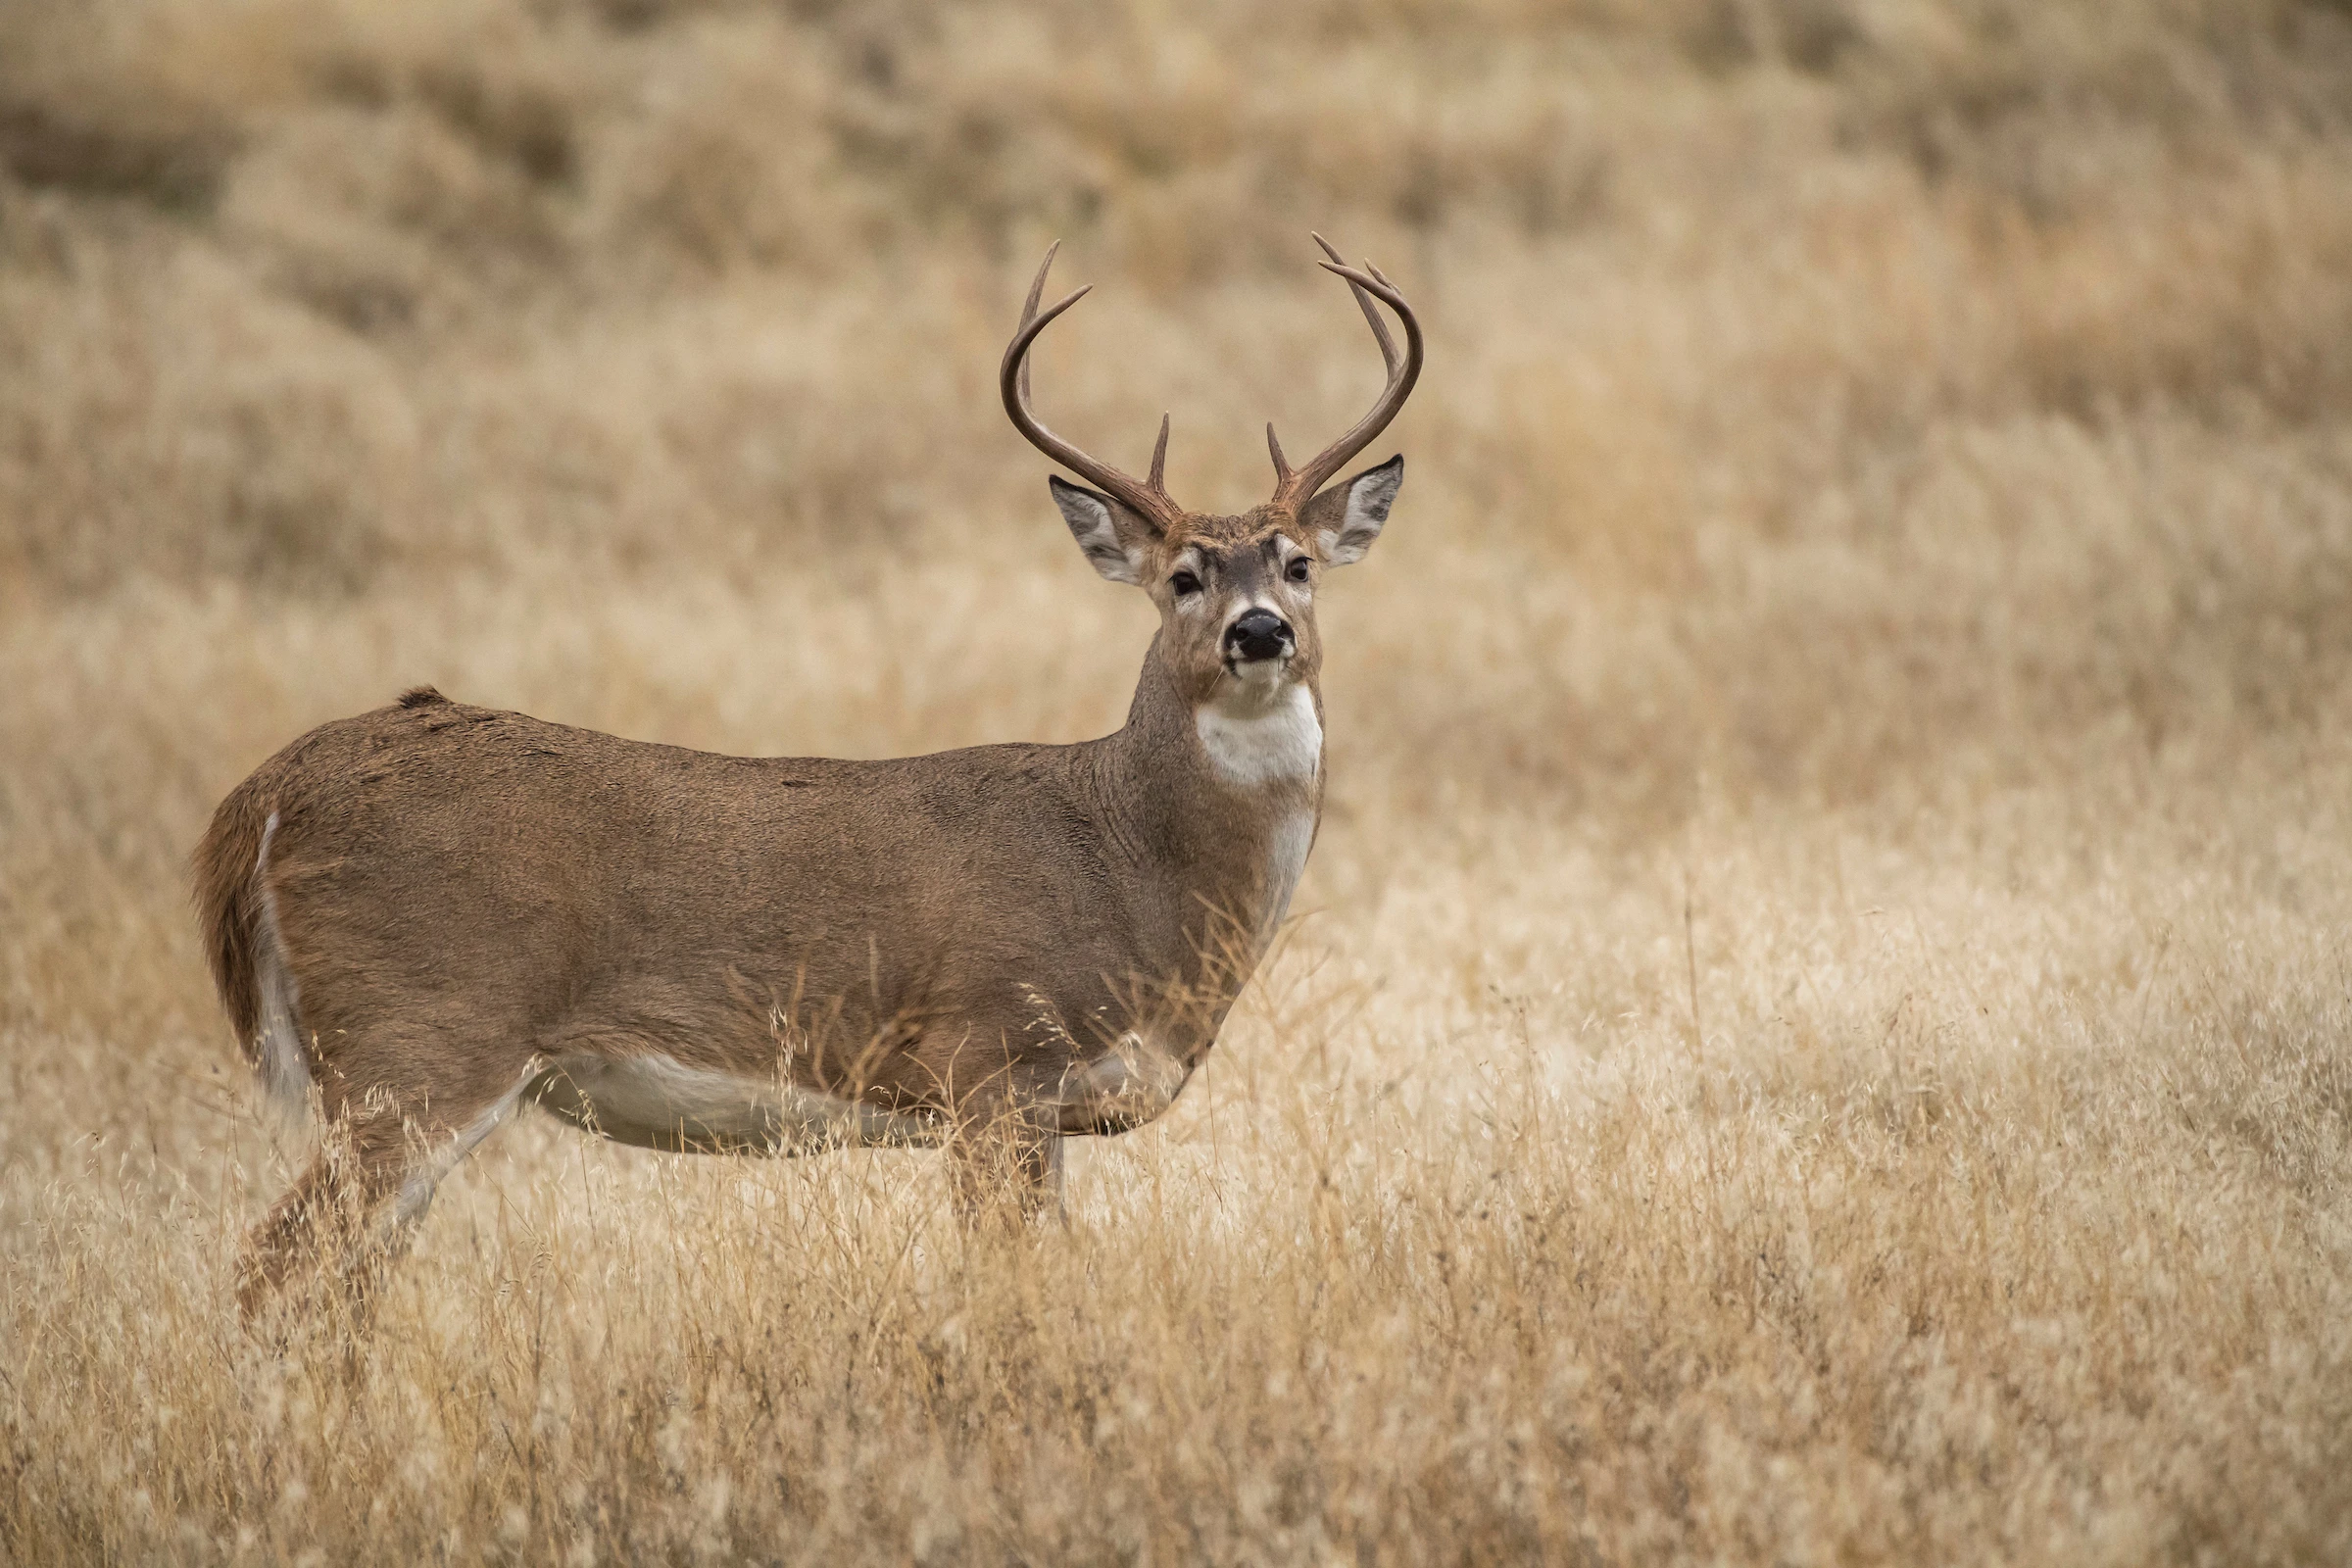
[1223,609,1294,664]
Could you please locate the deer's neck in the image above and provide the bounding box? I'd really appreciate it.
[1094,635,1324,953]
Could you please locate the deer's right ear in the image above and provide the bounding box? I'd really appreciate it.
[1050,476,1149,585]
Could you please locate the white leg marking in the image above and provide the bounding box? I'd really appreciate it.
[1042,1130,1067,1226]
[390,1066,541,1227]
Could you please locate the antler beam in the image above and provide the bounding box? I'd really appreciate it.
[1002,243,1186,535]
[1267,234,1424,514]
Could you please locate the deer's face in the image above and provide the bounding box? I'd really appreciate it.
[1049,459,1403,707]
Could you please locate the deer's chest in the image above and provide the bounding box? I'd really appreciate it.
[1193,686,1321,932]
[1262,808,1313,928]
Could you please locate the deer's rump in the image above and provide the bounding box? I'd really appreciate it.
[193,689,1147,1128]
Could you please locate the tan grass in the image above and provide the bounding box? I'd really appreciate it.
[5,0,2352,1561]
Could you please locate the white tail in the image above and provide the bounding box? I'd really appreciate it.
[250,812,312,1114]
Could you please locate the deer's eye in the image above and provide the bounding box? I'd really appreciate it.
[1285,557,1312,583]
[1169,569,1201,597]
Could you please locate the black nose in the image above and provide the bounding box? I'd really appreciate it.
[1224,609,1294,662]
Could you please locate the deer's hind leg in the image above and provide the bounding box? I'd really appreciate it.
[236,1133,399,1325]
[237,1045,540,1326]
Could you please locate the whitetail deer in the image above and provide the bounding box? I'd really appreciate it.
[196,236,1420,1315]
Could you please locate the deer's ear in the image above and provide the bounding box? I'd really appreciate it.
[1303,455,1402,566]
[1051,476,1151,585]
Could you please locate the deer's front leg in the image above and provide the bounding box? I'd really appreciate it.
[947,1098,1065,1230]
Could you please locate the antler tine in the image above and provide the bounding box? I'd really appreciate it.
[1149,414,1170,492]
[1266,423,1291,483]
[1002,244,1184,534]
[1271,245,1424,511]
[1311,232,1398,376]
[1015,240,1059,405]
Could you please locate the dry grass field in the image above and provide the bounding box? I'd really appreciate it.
[6,0,2352,1560]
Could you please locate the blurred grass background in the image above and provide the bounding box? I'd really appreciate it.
[5,2,2352,1562]
[6,0,2352,815]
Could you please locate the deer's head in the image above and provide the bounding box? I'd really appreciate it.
[1003,237,1422,710]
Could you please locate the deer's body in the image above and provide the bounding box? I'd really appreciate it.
[202,638,1317,1155]
[199,238,1419,1317]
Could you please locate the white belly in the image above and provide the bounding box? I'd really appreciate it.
[530,1054,944,1154]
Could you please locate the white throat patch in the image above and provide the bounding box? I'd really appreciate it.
[1196,684,1323,787]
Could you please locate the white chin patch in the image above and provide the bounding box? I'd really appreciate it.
[1225,655,1289,688]
[1196,683,1323,786]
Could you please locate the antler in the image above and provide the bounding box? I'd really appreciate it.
[1002,243,1185,535]
[1266,234,1424,513]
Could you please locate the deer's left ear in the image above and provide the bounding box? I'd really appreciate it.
[1302,455,1402,566]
